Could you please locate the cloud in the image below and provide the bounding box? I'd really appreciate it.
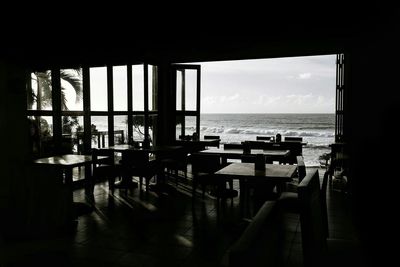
[285,94,313,105]
[219,93,240,103]
[203,96,217,105]
[253,95,282,105]
[298,73,312,79]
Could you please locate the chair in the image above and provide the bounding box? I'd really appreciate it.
[224,143,243,149]
[120,150,160,194]
[92,148,120,193]
[284,155,306,193]
[297,169,363,267]
[284,136,303,142]
[223,201,284,267]
[191,153,237,203]
[204,135,221,149]
[256,136,272,141]
[161,146,189,186]
[242,140,265,149]
[204,135,220,140]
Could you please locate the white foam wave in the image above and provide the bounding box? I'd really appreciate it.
[202,126,334,138]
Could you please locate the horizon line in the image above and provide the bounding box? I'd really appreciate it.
[200,112,335,114]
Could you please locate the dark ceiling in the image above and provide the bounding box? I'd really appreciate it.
[2,7,397,69]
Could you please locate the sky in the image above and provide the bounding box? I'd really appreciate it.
[192,54,336,113]
[68,54,336,113]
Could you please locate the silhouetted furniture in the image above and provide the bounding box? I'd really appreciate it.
[204,135,221,140]
[161,146,189,186]
[284,136,303,142]
[179,134,193,141]
[120,150,160,194]
[175,139,220,152]
[199,147,290,165]
[224,143,243,149]
[92,148,120,193]
[284,155,306,193]
[242,141,265,149]
[191,153,238,203]
[215,162,297,217]
[32,154,106,222]
[223,201,283,267]
[278,165,328,218]
[77,130,125,154]
[256,136,272,141]
[297,168,363,267]
[264,141,304,164]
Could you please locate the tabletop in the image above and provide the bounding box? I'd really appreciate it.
[215,162,297,182]
[33,154,107,168]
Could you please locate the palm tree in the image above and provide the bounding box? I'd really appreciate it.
[29,69,83,155]
[29,69,83,111]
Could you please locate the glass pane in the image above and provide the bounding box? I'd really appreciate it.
[185,69,197,111]
[113,66,128,111]
[114,115,128,144]
[90,67,108,111]
[132,115,145,141]
[133,65,144,111]
[185,116,196,136]
[176,70,183,111]
[91,116,108,148]
[175,115,183,140]
[28,71,52,110]
[149,114,158,146]
[148,65,158,111]
[28,116,53,157]
[61,68,83,111]
[62,116,83,154]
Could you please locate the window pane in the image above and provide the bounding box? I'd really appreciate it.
[90,67,107,111]
[62,116,83,154]
[28,71,52,110]
[185,69,197,111]
[148,65,158,111]
[133,65,144,111]
[61,68,83,111]
[28,116,53,157]
[175,115,183,140]
[149,114,158,145]
[185,116,196,136]
[176,70,183,110]
[113,66,128,111]
[114,115,128,144]
[91,116,108,148]
[132,115,145,141]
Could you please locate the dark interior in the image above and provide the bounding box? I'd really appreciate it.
[1,8,398,266]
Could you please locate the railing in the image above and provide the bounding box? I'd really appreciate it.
[75,130,125,153]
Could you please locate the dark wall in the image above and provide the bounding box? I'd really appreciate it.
[0,60,31,236]
[346,26,400,266]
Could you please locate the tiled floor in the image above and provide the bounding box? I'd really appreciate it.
[3,167,357,267]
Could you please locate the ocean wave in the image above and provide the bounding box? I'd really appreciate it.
[202,127,334,138]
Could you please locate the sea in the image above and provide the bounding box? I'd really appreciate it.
[92,113,335,167]
[191,113,335,167]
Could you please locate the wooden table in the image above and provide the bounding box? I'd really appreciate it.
[198,148,290,163]
[215,162,296,182]
[215,162,297,217]
[33,154,107,223]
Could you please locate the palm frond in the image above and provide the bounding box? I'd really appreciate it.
[60,69,83,103]
[60,89,68,111]
[36,71,53,109]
